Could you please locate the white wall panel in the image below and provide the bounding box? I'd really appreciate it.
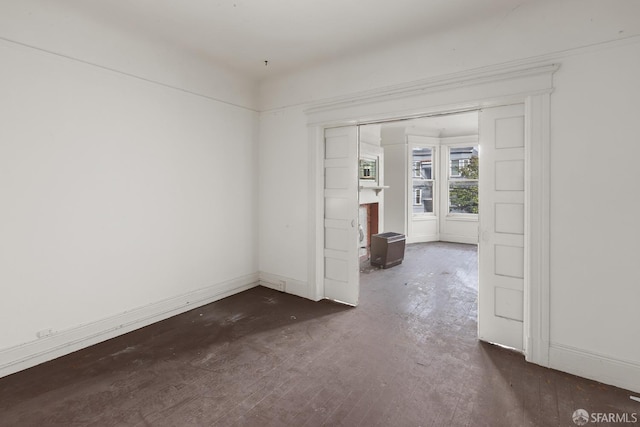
[495,287,524,321]
[325,258,348,282]
[325,197,351,220]
[495,203,524,235]
[325,167,350,190]
[495,160,524,191]
[325,228,348,251]
[495,117,525,149]
[326,137,349,159]
[495,245,525,279]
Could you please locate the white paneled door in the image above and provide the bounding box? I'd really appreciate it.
[478,104,526,351]
[323,126,360,305]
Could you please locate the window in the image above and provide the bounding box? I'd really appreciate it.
[413,188,422,205]
[412,147,434,214]
[450,158,470,177]
[359,157,377,182]
[413,161,422,178]
[448,146,478,214]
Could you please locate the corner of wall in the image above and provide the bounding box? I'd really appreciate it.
[259,271,311,301]
[0,274,259,379]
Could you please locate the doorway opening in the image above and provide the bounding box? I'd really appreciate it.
[357,110,480,261]
[343,104,528,353]
[357,112,482,340]
[312,63,554,366]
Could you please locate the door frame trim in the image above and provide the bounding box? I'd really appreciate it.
[306,61,558,367]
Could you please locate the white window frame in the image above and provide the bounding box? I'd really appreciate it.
[410,145,436,217]
[413,188,422,205]
[412,161,422,178]
[445,143,479,217]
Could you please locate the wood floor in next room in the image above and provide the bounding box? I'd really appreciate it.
[1,242,637,426]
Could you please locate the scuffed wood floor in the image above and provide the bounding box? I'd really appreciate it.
[1,242,637,426]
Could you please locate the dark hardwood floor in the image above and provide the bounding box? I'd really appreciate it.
[1,242,637,426]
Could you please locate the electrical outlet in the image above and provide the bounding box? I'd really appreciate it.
[276,280,286,292]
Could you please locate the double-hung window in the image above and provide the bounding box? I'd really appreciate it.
[448,146,479,214]
[411,147,434,214]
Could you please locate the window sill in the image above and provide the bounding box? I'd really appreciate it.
[412,214,437,221]
[445,214,478,222]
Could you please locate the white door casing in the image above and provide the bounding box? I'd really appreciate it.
[307,62,555,365]
[323,126,360,305]
[478,103,526,351]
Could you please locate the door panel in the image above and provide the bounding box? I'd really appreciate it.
[478,104,525,351]
[323,126,359,305]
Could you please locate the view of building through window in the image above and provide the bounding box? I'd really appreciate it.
[448,146,479,214]
[412,147,434,214]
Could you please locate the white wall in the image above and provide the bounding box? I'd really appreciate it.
[257,107,310,297]
[549,42,640,368]
[257,1,640,391]
[381,128,408,236]
[0,0,257,110]
[2,0,639,392]
[0,3,259,376]
[259,0,640,111]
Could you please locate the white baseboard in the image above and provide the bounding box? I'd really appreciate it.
[259,271,310,300]
[406,235,439,244]
[0,273,259,379]
[549,343,640,394]
[438,234,478,245]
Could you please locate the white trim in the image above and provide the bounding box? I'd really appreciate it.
[0,274,259,378]
[259,271,309,300]
[438,234,478,245]
[523,93,552,367]
[277,35,640,116]
[306,61,556,371]
[549,343,640,394]
[304,62,559,123]
[0,37,258,113]
[440,135,479,145]
[309,126,325,302]
[444,214,479,222]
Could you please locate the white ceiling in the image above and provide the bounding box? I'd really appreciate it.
[378,110,479,138]
[58,0,534,79]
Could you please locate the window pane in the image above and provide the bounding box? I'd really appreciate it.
[412,147,434,215]
[359,158,377,181]
[412,148,432,179]
[449,181,478,214]
[449,146,478,179]
[413,181,433,214]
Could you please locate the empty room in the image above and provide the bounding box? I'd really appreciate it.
[1,1,639,425]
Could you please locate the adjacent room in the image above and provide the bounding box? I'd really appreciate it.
[1,0,639,425]
[358,111,480,254]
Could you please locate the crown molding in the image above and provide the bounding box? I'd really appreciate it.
[304,61,559,116]
[303,34,640,118]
